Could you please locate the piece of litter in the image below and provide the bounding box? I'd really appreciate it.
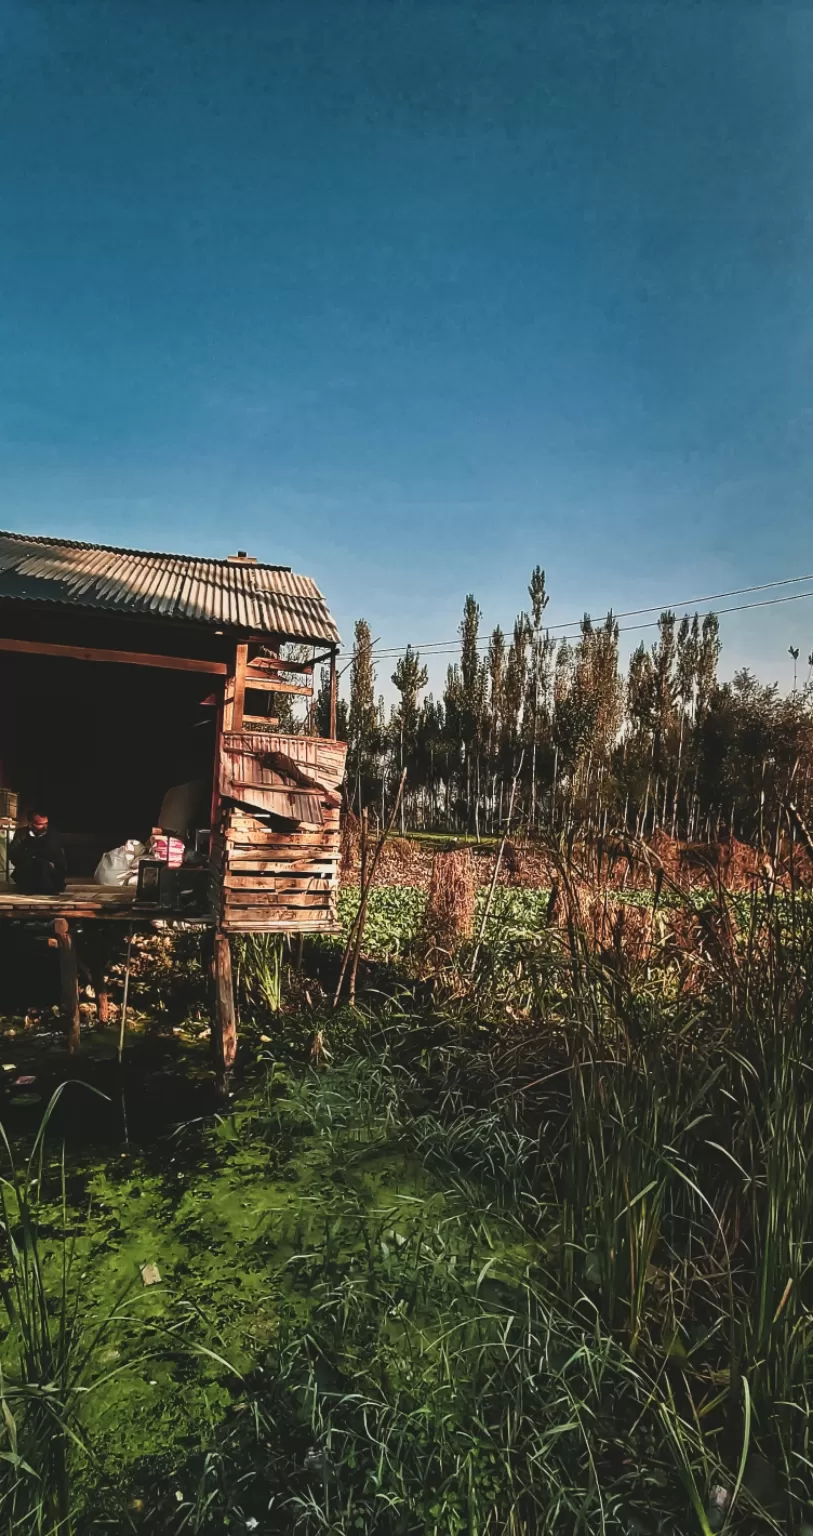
[707,1484,730,1533]
[260,1034,272,1043]
[175,1491,184,1503]
[2,1064,16,1072]
[140,1263,162,1286]
[12,1075,36,1087]
[246,1520,259,1531]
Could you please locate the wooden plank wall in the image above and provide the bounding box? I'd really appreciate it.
[216,733,346,934]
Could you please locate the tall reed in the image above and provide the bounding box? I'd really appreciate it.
[0,1085,117,1535]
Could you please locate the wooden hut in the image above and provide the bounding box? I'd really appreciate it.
[0,529,346,1071]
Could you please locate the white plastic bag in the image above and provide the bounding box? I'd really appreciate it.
[94,839,146,887]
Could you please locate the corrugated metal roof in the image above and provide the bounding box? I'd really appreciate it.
[0,531,340,646]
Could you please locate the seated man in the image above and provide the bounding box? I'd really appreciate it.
[9,811,67,895]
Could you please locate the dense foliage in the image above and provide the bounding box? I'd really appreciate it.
[337,572,813,846]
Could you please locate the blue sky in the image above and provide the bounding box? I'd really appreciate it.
[1,0,812,700]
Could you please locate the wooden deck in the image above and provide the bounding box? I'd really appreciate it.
[0,881,151,921]
[0,880,342,931]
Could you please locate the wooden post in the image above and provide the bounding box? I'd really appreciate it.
[232,644,248,733]
[210,697,224,831]
[82,926,111,1026]
[92,966,110,1024]
[212,929,237,1081]
[222,643,248,733]
[329,647,337,741]
[54,918,80,1053]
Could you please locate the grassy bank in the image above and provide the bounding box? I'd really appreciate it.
[0,874,811,1532]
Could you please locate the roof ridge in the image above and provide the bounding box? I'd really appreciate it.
[0,528,292,574]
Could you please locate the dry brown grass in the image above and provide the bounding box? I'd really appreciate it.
[340,808,361,878]
[419,848,478,974]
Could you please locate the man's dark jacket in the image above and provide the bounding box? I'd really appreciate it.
[9,827,67,894]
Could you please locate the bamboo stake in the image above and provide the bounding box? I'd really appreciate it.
[470,750,524,976]
[348,807,368,1005]
[117,927,132,1062]
[333,769,406,1008]
[784,799,813,865]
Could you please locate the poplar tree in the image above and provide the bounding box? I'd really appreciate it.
[673,614,699,833]
[458,595,488,831]
[502,615,531,759]
[696,613,721,718]
[391,646,429,831]
[348,618,378,807]
[486,626,506,827]
[525,568,552,827]
[651,610,678,769]
[627,643,655,737]
[314,667,348,740]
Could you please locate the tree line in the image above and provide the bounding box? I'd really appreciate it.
[308,568,813,845]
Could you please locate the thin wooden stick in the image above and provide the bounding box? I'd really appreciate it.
[785,799,813,865]
[349,807,368,1005]
[470,751,524,977]
[118,925,133,1063]
[334,770,406,1008]
[54,918,80,1054]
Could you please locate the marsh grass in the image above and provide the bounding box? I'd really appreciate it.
[0,1084,131,1535]
[2,854,812,1532]
[256,854,812,1531]
[236,934,286,1015]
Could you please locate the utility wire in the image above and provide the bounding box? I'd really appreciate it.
[336,574,813,664]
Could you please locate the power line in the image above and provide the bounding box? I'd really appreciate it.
[337,573,813,664]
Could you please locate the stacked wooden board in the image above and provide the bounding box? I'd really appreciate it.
[217,732,346,934]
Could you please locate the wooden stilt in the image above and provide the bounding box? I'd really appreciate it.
[54,918,80,1054]
[212,929,237,1084]
[79,926,112,1028]
[95,974,111,1025]
[118,927,133,1063]
[89,940,110,1026]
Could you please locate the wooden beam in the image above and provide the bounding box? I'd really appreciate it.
[54,918,80,1053]
[0,635,227,675]
[245,673,313,696]
[212,930,237,1080]
[247,654,315,677]
[222,917,341,934]
[224,889,331,908]
[329,648,337,741]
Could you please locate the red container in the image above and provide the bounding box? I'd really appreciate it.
[148,834,184,868]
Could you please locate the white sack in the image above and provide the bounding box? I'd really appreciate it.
[94,839,146,887]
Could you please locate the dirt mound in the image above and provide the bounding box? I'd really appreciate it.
[647,829,685,885]
[342,831,436,888]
